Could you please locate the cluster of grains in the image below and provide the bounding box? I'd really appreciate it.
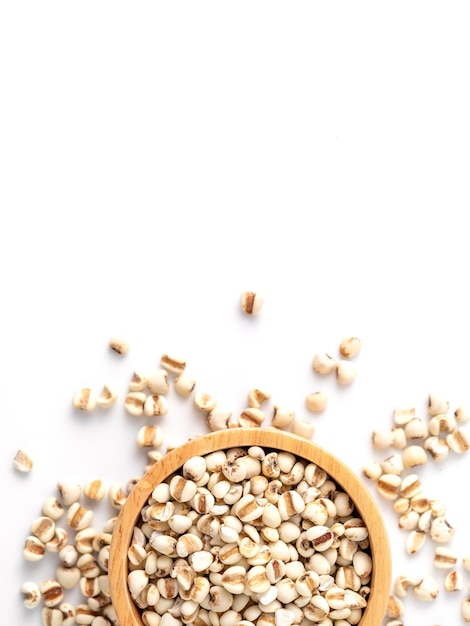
[128,446,372,626]
[362,393,470,624]
[21,477,130,625]
[307,336,362,416]
[311,336,361,387]
[384,550,470,624]
[62,335,365,475]
[68,347,319,470]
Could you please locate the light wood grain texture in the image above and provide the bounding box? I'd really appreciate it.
[109,428,391,626]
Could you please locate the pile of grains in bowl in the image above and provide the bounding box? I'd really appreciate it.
[127,445,372,626]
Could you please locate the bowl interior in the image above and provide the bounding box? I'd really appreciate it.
[109,428,391,626]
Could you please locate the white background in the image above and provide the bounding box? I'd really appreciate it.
[1,2,470,624]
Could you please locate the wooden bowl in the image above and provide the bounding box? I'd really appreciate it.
[109,428,391,626]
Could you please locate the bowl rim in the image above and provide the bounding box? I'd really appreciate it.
[109,428,391,626]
